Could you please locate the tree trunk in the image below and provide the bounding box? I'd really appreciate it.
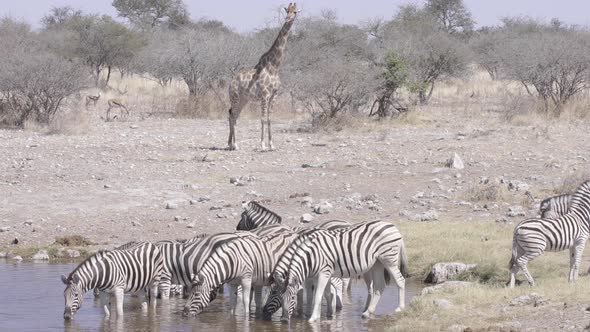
[106,66,112,85]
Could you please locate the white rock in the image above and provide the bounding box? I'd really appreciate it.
[32,250,50,261]
[313,201,333,214]
[446,153,464,170]
[425,262,477,283]
[66,249,80,258]
[300,214,314,223]
[12,255,23,261]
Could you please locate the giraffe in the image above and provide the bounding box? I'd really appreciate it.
[227,3,299,151]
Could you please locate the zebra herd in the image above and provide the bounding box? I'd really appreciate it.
[62,201,408,322]
[61,180,590,322]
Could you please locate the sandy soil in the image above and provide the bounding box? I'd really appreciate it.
[0,106,588,250]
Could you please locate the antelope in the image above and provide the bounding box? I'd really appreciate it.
[106,98,129,120]
[85,93,101,107]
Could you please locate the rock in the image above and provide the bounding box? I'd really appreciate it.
[12,255,23,261]
[313,201,333,214]
[186,223,195,229]
[425,262,477,283]
[230,175,256,186]
[421,281,474,295]
[0,226,10,232]
[32,250,50,260]
[66,249,80,258]
[209,205,223,211]
[412,210,439,222]
[509,293,548,307]
[129,125,139,129]
[189,199,198,205]
[301,197,314,208]
[131,221,143,227]
[0,252,7,258]
[433,298,453,309]
[300,214,314,223]
[103,184,111,189]
[166,202,178,210]
[216,214,228,219]
[174,216,182,222]
[446,153,464,170]
[507,206,526,217]
[197,197,210,203]
[447,324,468,332]
[23,221,33,226]
[11,238,18,245]
[508,180,529,191]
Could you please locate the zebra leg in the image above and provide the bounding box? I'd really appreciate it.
[305,279,314,317]
[361,272,374,317]
[309,273,331,322]
[364,264,386,318]
[149,281,159,308]
[323,281,335,318]
[254,286,263,315]
[229,284,239,315]
[384,263,406,312]
[99,291,111,317]
[114,287,125,317]
[296,289,304,316]
[158,271,172,300]
[241,278,253,316]
[570,240,587,282]
[335,279,344,311]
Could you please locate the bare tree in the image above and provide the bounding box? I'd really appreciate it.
[283,16,378,126]
[375,5,469,104]
[425,0,475,35]
[112,0,190,29]
[493,18,590,114]
[0,18,88,127]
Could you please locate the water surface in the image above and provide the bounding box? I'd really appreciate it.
[0,261,421,332]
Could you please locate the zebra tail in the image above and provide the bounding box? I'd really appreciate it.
[399,239,409,278]
[508,236,517,270]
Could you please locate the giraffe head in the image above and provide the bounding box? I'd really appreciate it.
[284,3,299,21]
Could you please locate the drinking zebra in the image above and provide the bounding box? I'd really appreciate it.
[508,181,590,288]
[183,231,299,316]
[236,201,282,231]
[61,242,164,319]
[263,220,408,322]
[539,193,572,219]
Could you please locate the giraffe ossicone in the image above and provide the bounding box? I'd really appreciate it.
[227,3,299,151]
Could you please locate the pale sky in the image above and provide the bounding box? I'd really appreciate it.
[1,0,589,31]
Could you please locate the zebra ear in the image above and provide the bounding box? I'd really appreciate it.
[61,275,68,285]
[267,273,273,283]
[71,274,80,284]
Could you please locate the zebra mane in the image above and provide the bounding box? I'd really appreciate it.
[280,229,329,284]
[246,201,282,223]
[568,180,590,217]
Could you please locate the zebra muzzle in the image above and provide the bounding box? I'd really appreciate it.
[63,308,73,320]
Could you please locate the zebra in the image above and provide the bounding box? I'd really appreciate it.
[508,180,590,288]
[249,223,293,237]
[539,193,572,219]
[236,201,282,231]
[183,231,299,316]
[263,220,408,322]
[154,233,210,299]
[61,242,164,319]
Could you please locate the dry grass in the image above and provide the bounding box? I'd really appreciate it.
[552,171,590,195]
[465,183,507,203]
[54,235,94,247]
[46,107,91,135]
[389,219,590,331]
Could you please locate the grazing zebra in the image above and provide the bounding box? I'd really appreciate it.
[508,181,590,288]
[183,231,299,316]
[236,201,282,231]
[155,234,210,299]
[61,242,164,319]
[263,220,408,322]
[539,193,572,219]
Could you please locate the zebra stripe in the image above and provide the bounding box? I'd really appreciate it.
[236,201,282,231]
[540,193,572,219]
[508,181,590,288]
[264,220,408,322]
[249,223,293,237]
[61,242,164,319]
[183,231,299,316]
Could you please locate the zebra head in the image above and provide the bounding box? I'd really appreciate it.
[262,270,289,319]
[236,209,250,231]
[183,274,218,317]
[61,274,83,320]
[280,277,301,323]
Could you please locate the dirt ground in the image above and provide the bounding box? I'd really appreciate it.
[1,94,590,330]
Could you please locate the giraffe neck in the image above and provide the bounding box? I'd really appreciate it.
[256,18,295,72]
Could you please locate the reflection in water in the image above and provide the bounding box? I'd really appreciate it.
[0,261,421,332]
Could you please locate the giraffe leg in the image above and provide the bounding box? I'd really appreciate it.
[268,94,276,150]
[260,99,269,151]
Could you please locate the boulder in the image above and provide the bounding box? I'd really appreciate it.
[446,153,465,170]
[66,249,80,258]
[32,250,50,261]
[313,201,333,214]
[509,293,548,307]
[424,263,477,283]
[300,214,314,223]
